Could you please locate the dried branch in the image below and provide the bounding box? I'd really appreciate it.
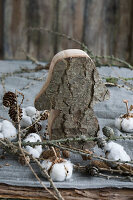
[105,82,133,91]
[15,90,64,200]
[17,134,133,148]
[97,172,133,182]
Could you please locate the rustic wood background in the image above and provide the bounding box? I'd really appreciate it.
[0,0,133,63]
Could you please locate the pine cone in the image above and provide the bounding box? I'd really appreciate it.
[3,91,17,107]
[8,105,22,122]
[28,123,42,133]
[40,110,49,120]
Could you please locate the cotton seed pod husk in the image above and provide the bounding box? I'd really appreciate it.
[3,91,17,107]
[62,150,70,158]
[89,160,110,169]
[41,148,61,159]
[81,149,93,160]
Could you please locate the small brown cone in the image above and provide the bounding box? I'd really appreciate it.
[3,91,17,107]
[8,105,22,122]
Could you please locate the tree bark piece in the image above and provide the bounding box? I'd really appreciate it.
[35,49,109,149]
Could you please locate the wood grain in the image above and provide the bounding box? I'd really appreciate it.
[0,184,133,200]
[83,0,133,62]
[37,0,58,62]
[57,0,84,51]
[4,0,27,60]
[0,0,3,59]
[2,0,133,63]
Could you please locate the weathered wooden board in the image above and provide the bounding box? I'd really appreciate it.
[0,184,133,200]
[57,0,84,51]
[0,0,3,59]
[4,0,27,60]
[37,0,58,61]
[2,0,133,63]
[83,0,133,61]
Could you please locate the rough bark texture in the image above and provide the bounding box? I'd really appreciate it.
[35,55,109,149]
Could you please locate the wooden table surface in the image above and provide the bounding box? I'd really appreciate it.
[0,184,133,200]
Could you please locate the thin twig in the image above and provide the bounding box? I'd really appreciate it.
[97,172,133,182]
[15,90,61,200]
[17,134,133,148]
[25,27,133,69]
[105,82,133,91]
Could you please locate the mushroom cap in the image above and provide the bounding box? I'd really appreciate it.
[34,49,109,111]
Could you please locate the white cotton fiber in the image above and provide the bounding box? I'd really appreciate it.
[1,120,17,141]
[0,133,4,139]
[23,133,42,158]
[121,118,133,132]
[20,106,41,128]
[0,122,2,132]
[20,115,32,128]
[104,141,131,161]
[115,117,122,130]
[115,116,133,133]
[25,106,37,117]
[41,159,73,182]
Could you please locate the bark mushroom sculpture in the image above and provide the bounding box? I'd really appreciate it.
[34,49,110,149]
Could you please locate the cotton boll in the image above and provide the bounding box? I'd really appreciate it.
[41,159,73,181]
[50,163,67,181]
[25,145,41,158]
[115,117,122,130]
[25,133,42,142]
[20,115,32,128]
[25,106,37,117]
[104,141,131,161]
[1,120,17,141]
[51,160,73,181]
[23,133,42,158]
[41,159,52,171]
[0,132,4,139]
[64,160,73,179]
[121,118,133,132]
[115,116,133,133]
[31,111,41,123]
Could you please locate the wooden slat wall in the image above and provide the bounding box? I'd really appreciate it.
[1,0,133,63]
[4,0,27,59]
[57,0,85,51]
[0,0,3,59]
